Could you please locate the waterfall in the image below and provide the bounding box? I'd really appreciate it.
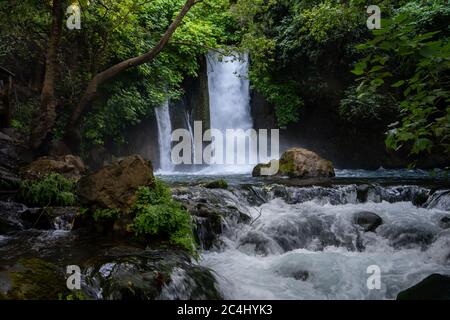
[204,51,255,173]
[155,100,174,172]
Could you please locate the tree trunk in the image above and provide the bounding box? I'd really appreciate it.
[30,0,64,152]
[64,0,197,152]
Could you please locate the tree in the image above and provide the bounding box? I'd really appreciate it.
[64,0,199,152]
[30,0,64,152]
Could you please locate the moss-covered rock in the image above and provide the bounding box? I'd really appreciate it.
[253,147,335,178]
[20,155,85,181]
[204,179,228,189]
[4,258,70,300]
[77,155,154,211]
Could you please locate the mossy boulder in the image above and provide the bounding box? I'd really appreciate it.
[77,155,154,210]
[2,258,70,300]
[253,147,335,178]
[204,179,228,189]
[20,155,85,181]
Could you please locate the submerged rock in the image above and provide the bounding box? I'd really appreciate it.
[426,190,450,211]
[77,155,154,210]
[353,211,383,232]
[83,247,221,300]
[204,179,228,189]
[397,274,450,300]
[253,147,335,178]
[440,216,450,229]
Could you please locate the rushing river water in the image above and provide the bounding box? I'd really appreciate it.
[1,169,449,299]
[161,170,450,300]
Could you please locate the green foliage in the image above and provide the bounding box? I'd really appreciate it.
[92,208,121,222]
[7,258,70,300]
[353,0,450,156]
[130,180,195,253]
[235,0,367,127]
[339,86,397,126]
[17,173,76,207]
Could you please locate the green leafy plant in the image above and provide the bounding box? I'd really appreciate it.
[352,1,450,156]
[130,180,195,253]
[17,173,76,207]
[92,208,121,222]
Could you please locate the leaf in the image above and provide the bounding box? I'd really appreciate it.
[391,80,405,88]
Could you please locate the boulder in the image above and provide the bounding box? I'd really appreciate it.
[397,274,450,300]
[252,147,335,178]
[77,155,154,210]
[353,211,383,232]
[440,216,450,229]
[21,155,85,181]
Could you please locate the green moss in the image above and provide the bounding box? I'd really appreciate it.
[279,157,296,176]
[204,179,228,189]
[17,173,76,207]
[7,258,70,300]
[130,180,196,254]
[92,208,121,222]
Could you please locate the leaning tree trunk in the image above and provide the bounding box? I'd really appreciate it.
[64,0,197,152]
[30,0,63,153]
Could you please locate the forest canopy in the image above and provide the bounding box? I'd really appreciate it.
[0,0,448,160]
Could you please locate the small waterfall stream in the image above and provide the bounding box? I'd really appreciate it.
[155,100,174,173]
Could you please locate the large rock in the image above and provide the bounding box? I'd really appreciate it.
[20,155,85,181]
[397,274,450,300]
[77,155,154,210]
[353,211,383,232]
[253,147,335,178]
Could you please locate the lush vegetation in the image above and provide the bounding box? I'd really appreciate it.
[17,173,76,207]
[130,180,196,253]
[0,0,448,162]
[235,0,449,159]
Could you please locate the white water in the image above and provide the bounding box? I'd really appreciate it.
[200,187,450,299]
[155,100,174,173]
[202,52,255,174]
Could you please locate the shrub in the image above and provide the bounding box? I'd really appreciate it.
[92,208,121,222]
[17,173,76,207]
[130,180,195,253]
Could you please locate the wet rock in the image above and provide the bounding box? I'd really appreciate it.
[0,201,25,233]
[77,155,154,210]
[397,274,450,300]
[292,270,309,281]
[204,179,228,189]
[426,190,450,211]
[21,155,85,181]
[1,258,70,300]
[174,186,251,249]
[83,248,221,300]
[353,211,383,232]
[253,147,335,178]
[20,207,78,230]
[0,165,20,191]
[356,184,372,203]
[440,216,450,229]
[388,227,435,249]
[239,231,275,256]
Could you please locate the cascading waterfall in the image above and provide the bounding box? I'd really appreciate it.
[202,51,255,174]
[155,100,174,172]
